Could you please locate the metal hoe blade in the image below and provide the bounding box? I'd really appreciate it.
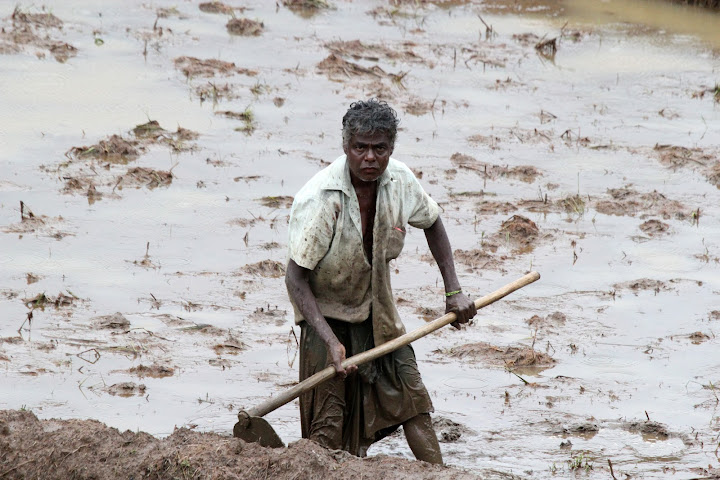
[233,410,285,448]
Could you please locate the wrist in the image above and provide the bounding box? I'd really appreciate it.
[326,336,342,350]
[445,289,462,297]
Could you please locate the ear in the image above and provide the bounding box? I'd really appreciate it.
[343,142,349,156]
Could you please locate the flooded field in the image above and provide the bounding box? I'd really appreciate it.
[1,0,719,478]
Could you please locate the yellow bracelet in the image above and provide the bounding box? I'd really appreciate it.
[445,289,462,297]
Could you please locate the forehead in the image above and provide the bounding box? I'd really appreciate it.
[350,131,392,145]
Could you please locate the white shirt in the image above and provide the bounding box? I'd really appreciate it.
[287,155,439,346]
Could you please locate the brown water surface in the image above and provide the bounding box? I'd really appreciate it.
[1,1,719,478]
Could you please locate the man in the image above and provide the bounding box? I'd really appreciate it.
[285,99,477,463]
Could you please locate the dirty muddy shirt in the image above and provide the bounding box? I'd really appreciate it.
[288,155,439,347]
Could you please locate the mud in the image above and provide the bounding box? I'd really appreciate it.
[107,381,147,397]
[59,121,196,200]
[433,416,475,443]
[92,313,130,330]
[125,363,175,378]
[449,154,543,183]
[0,410,478,480]
[639,219,670,236]
[174,56,257,78]
[2,1,720,479]
[439,341,556,370]
[199,2,238,15]
[67,135,141,164]
[283,0,333,12]
[226,18,264,37]
[242,260,287,278]
[0,7,77,62]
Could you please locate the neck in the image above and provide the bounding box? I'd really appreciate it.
[350,172,378,196]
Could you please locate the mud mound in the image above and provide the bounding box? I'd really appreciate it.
[93,312,130,330]
[497,215,539,250]
[594,187,688,219]
[118,167,173,189]
[414,306,443,322]
[174,56,257,77]
[552,422,599,438]
[502,165,542,183]
[68,134,140,163]
[213,336,248,355]
[526,311,566,332]
[199,2,237,14]
[126,364,175,378]
[226,18,264,36]
[440,342,556,368]
[0,410,479,480]
[317,53,387,80]
[325,39,426,65]
[612,278,670,294]
[639,219,670,236]
[389,0,474,6]
[65,121,197,167]
[11,10,63,28]
[687,331,710,344]
[107,382,147,397]
[22,291,77,309]
[0,7,77,62]
[404,98,435,116]
[707,162,720,188]
[453,249,504,271]
[475,201,517,216]
[625,420,670,440]
[653,144,712,169]
[480,0,564,14]
[62,121,192,197]
[652,145,720,189]
[433,417,475,443]
[521,186,689,220]
[284,0,333,13]
[243,260,286,278]
[258,195,294,208]
[449,153,542,183]
[1,202,70,238]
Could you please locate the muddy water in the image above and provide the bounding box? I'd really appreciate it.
[1,1,719,478]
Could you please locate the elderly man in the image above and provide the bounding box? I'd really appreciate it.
[285,99,477,463]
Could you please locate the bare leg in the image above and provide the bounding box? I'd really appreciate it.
[402,413,443,464]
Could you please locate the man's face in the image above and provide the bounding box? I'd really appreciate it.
[344,132,394,184]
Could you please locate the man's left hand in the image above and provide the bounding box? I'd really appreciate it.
[446,293,477,329]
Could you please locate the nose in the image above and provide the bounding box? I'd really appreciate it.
[365,147,376,162]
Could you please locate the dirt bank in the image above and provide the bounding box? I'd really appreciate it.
[0,410,483,480]
[1,0,720,479]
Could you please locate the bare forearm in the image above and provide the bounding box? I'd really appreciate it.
[285,259,339,349]
[424,216,461,293]
[424,216,478,326]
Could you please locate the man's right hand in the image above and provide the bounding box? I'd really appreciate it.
[328,341,358,378]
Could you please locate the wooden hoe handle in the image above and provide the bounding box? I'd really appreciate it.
[242,271,540,419]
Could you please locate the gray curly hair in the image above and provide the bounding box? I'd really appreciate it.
[341,99,399,149]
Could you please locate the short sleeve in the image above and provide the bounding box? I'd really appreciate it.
[288,193,336,270]
[405,172,439,230]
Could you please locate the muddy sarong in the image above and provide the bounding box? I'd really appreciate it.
[299,317,433,457]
